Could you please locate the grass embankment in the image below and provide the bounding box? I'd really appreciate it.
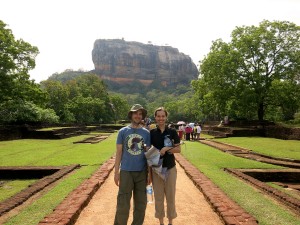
[181,138,300,225]
[0,132,116,225]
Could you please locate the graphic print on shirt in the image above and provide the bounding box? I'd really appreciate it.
[125,133,145,155]
[164,135,173,147]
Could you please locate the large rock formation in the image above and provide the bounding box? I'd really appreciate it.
[92,39,198,86]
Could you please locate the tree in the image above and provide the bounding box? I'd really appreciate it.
[40,80,69,118]
[0,20,43,104]
[195,20,300,121]
[0,100,59,124]
[74,74,109,99]
[41,74,113,123]
[268,80,300,120]
[67,96,106,124]
[109,94,130,123]
[0,20,54,125]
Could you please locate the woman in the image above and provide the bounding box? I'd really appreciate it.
[184,124,192,141]
[150,107,181,225]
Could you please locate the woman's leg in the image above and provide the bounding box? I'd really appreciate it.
[152,169,166,221]
[165,167,177,221]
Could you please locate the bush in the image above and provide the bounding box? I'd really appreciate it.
[0,100,59,124]
[38,108,59,123]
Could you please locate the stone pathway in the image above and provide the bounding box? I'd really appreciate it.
[75,161,223,225]
[39,154,258,225]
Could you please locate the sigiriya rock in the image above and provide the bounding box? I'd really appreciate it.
[92,39,198,87]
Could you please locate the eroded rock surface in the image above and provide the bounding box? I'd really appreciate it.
[92,39,198,86]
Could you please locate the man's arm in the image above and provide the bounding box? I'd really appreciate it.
[114,144,123,186]
[144,146,153,184]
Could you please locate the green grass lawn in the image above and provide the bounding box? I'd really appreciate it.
[1,134,300,225]
[213,137,300,160]
[181,140,300,225]
[267,182,300,201]
[0,132,116,225]
[0,179,37,202]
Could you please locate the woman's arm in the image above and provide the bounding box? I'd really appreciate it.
[160,143,181,155]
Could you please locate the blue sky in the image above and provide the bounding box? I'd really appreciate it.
[1,0,299,82]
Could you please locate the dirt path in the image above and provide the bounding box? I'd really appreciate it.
[75,163,223,225]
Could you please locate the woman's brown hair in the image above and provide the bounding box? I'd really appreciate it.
[154,107,168,117]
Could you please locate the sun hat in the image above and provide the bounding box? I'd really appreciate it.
[128,104,147,120]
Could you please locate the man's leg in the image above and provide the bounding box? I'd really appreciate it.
[114,171,134,225]
[131,171,147,225]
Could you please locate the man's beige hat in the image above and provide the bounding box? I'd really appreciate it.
[128,104,147,120]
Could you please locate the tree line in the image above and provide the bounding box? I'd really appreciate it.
[192,20,300,123]
[1,19,299,125]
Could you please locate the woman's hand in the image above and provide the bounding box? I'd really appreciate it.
[160,147,169,156]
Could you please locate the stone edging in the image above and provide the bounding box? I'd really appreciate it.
[175,154,258,225]
[38,157,115,225]
[0,165,79,216]
[38,154,259,225]
[201,139,300,168]
[225,168,300,216]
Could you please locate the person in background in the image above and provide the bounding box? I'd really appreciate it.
[195,123,202,140]
[185,124,192,141]
[145,116,152,130]
[150,107,181,225]
[140,119,146,128]
[149,121,157,130]
[168,122,175,129]
[190,123,195,140]
[114,104,151,225]
[179,123,186,140]
[178,124,184,140]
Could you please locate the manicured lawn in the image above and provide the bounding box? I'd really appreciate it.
[267,182,300,201]
[0,179,37,202]
[0,133,115,166]
[0,132,116,225]
[214,137,300,160]
[1,134,300,225]
[181,140,300,225]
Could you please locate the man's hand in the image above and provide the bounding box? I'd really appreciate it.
[114,172,120,186]
[147,168,152,185]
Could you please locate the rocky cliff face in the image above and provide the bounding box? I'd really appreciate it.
[92,39,198,86]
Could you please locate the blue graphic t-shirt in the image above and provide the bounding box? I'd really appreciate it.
[117,126,151,171]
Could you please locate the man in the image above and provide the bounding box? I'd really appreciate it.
[114,104,151,225]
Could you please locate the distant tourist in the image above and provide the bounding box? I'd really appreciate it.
[178,124,185,140]
[195,123,202,140]
[185,124,192,141]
